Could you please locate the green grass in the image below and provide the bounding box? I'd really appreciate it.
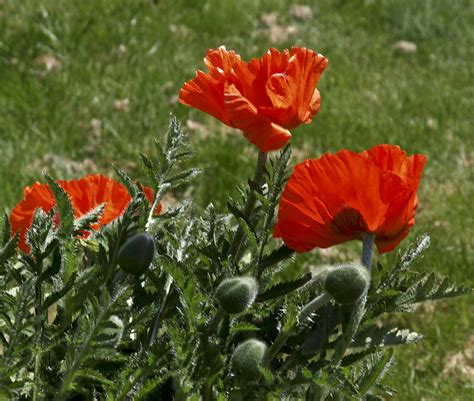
[1,0,473,399]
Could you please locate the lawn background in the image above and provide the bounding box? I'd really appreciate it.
[0,0,472,399]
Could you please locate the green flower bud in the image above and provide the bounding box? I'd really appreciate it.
[117,233,155,275]
[216,276,258,314]
[231,339,267,380]
[324,262,369,305]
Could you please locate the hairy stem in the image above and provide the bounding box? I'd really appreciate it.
[33,260,44,401]
[331,233,375,364]
[298,292,332,324]
[361,233,375,271]
[228,151,267,264]
[149,274,173,347]
[207,307,225,335]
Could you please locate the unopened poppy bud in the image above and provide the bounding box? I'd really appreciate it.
[117,233,155,275]
[231,339,267,380]
[324,262,369,305]
[216,276,258,314]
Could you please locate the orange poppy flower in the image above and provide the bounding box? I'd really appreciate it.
[274,145,426,254]
[179,46,328,152]
[10,174,162,252]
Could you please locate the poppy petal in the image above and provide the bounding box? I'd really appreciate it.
[224,83,291,151]
[275,145,425,254]
[179,70,230,125]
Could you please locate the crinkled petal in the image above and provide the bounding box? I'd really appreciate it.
[10,182,55,252]
[179,70,230,125]
[224,83,291,151]
[275,147,422,254]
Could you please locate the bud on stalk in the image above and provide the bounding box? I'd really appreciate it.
[117,233,155,275]
[324,262,369,305]
[216,276,258,314]
[231,339,268,380]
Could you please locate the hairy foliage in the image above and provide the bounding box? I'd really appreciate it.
[0,116,471,400]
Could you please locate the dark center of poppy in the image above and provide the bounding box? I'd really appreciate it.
[332,207,368,237]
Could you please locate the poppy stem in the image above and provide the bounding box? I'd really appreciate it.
[330,233,375,368]
[361,233,375,271]
[228,151,268,264]
[207,307,225,335]
[148,274,173,347]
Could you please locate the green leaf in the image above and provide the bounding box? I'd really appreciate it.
[139,152,157,185]
[2,214,11,246]
[164,168,201,186]
[73,203,105,233]
[0,232,19,264]
[237,217,258,252]
[40,272,77,312]
[257,245,295,272]
[302,365,359,400]
[113,166,139,197]
[230,323,260,334]
[26,208,55,254]
[352,325,423,348]
[395,273,472,306]
[38,246,61,281]
[357,349,394,395]
[256,273,311,302]
[44,173,75,236]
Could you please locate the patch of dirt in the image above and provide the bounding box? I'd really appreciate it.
[259,12,298,44]
[169,24,191,38]
[443,335,474,383]
[186,119,210,140]
[317,246,359,263]
[28,153,99,177]
[114,44,128,56]
[90,118,102,139]
[290,4,313,21]
[34,53,62,75]
[113,98,130,112]
[291,142,313,163]
[394,40,417,54]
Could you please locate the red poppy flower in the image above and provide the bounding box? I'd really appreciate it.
[10,174,162,252]
[274,145,426,254]
[179,46,328,152]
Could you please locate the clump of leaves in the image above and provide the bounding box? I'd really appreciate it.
[0,115,471,400]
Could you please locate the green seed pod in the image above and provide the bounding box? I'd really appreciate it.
[117,233,155,275]
[216,276,258,314]
[324,262,370,305]
[231,339,267,380]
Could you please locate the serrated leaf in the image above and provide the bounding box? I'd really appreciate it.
[352,326,423,348]
[2,214,11,246]
[40,272,77,312]
[139,152,157,184]
[357,349,394,395]
[26,208,55,254]
[38,246,61,281]
[230,323,260,334]
[257,273,311,302]
[0,232,19,263]
[73,203,105,233]
[76,368,114,386]
[44,173,75,236]
[395,273,472,306]
[164,168,201,186]
[227,198,244,220]
[237,217,258,252]
[303,365,359,400]
[113,166,138,197]
[257,245,295,273]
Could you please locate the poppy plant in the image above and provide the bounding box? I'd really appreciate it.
[10,174,161,252]
[274,144,427,254]
[179,46,328,152]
